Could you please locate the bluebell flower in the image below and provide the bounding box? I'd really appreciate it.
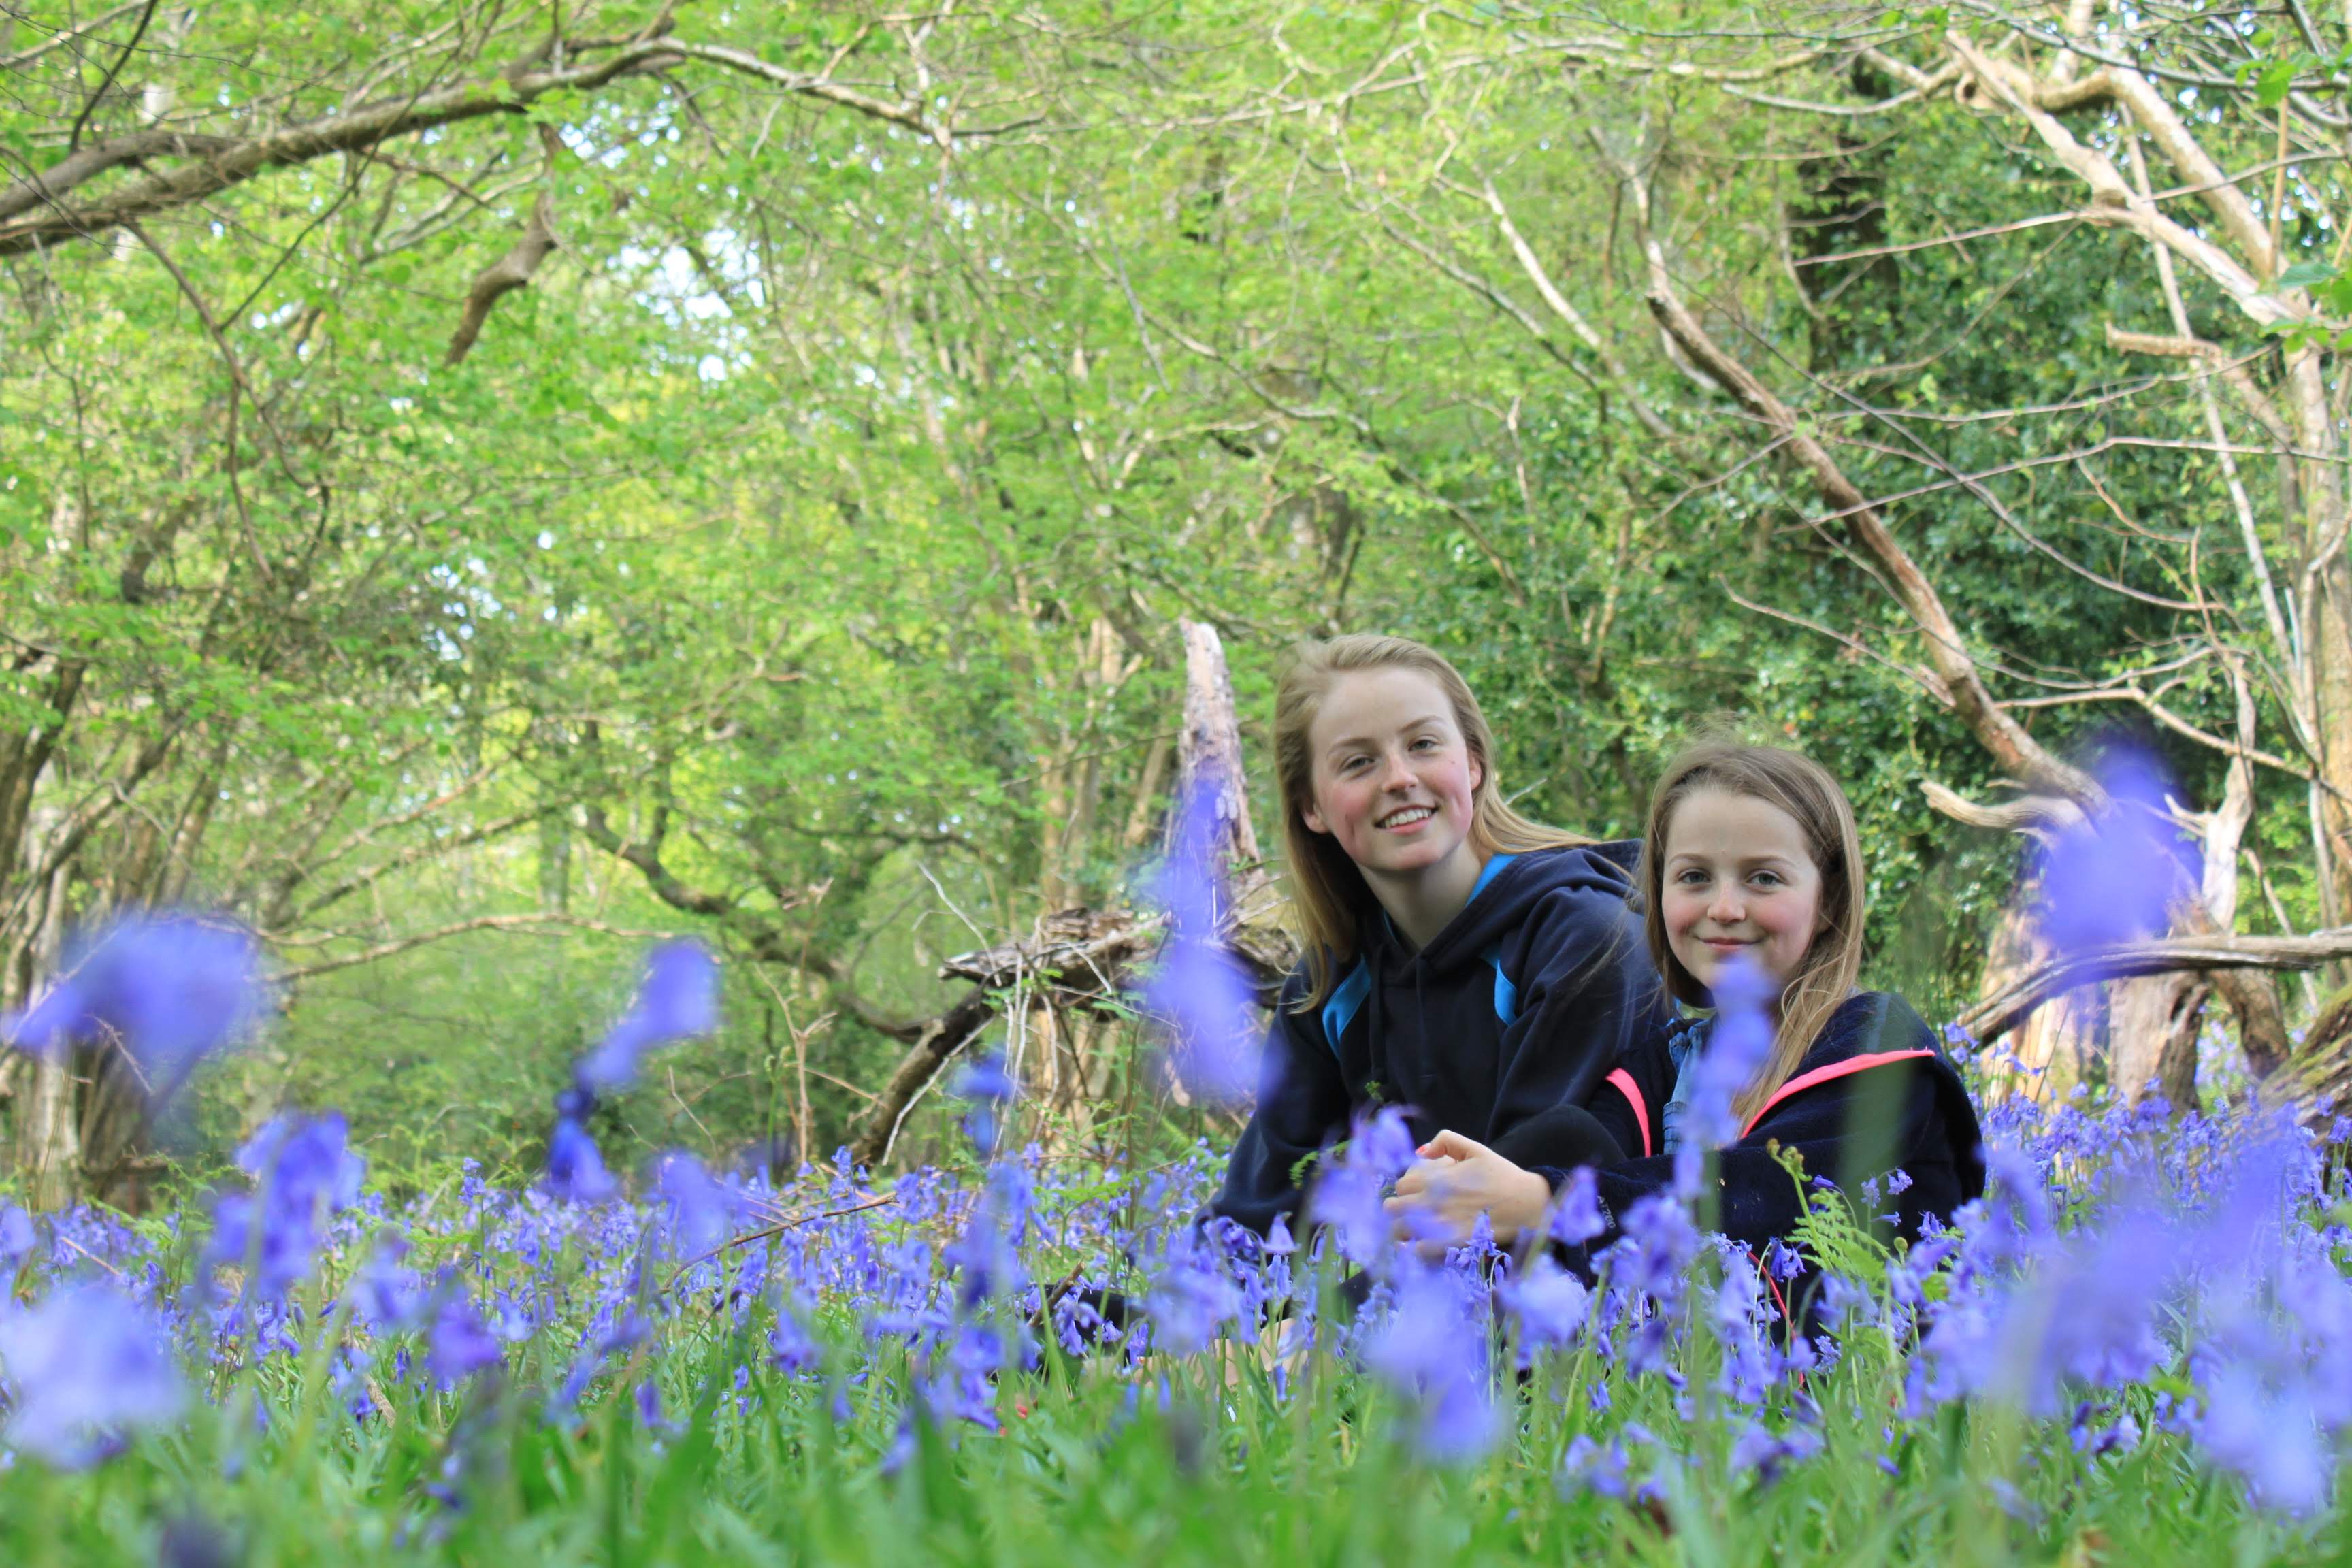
[346,1234,424,1332]
[1144,1225,1244,1357]
[1308,1106,1418,1269]
[2197,1355,2330,1515]
[1556,1433,1629,1498]
[0,1282,181,1468]
[0,1205,35,1270]
[1728,1420,1822,1484]
[157,1514,235,1568]
[1675,949,1774,1198]
[653,1151,740,1259]
[1,913,263,1101]
[1499,1257,1590,1354]
[425,1295,501,1386]
[769,1299,822,1375]
[545,1115,618,1205]
[953,1049,1015,1157]
[1139,773,1263,1105]
[1548,1166,1607,1246]
[204,1113,365,1299]
[575,941,719,1098]
[1363,1264,1494,1464]
[2034,747,2187,953]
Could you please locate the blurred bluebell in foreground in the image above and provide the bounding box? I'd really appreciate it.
[0,1281,180,1468]
[2034,745,2188,954]
[576,941,721,1098]
[545,941,720,1203]
[1140,773,1262,1107]
[953,1047,1016,1159]
[1365,1263,1495,1464]
[1674,949,1775,1200]
[0,913,264,1102]
[544,1114,619,1205]
[203,1113,365,1302]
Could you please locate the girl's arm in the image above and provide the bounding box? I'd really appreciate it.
[1487,885,1676,1166]
[1205,977,1354,1236]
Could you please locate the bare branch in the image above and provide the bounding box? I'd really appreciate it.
[0,2,150,71]
[1919,781,2086,835]
[445,189,557,365]
[274,912,681,981]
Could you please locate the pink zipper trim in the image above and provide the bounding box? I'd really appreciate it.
[1740,1049,1934,1140]
[1606,1068,1652,1159]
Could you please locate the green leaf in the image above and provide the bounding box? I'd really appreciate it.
[2257,56,2299,109]
[2278,259,2336,291]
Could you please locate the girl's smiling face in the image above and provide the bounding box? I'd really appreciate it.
[1301,668,1484,881]
[1661,787,1827,997]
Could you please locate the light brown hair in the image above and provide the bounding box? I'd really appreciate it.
[1273,634,1590,1010]
[1637,738,1866,1124]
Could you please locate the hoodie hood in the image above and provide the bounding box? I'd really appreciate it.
[1362,839,1643,978]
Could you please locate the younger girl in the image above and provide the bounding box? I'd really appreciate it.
[1208,635,1672,1242]
[1578,739,1984,1249]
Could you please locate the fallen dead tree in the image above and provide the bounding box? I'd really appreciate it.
[846,622,1294,1169]
[1958,928,2352,1051]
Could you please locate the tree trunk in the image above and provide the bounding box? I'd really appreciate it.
[13,864,78,1209]
[2107,972,2208,1110]
[1975,871,2101,1103]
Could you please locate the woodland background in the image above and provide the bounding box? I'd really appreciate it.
[7,0,2351,1205]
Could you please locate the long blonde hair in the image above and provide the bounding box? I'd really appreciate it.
[1637,739,1867,1126]
[1275,634,1591,1010]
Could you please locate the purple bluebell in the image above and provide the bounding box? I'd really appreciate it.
[768,1299,821,1375]
[1307,1106,1418,1269]
[0,1282,182,1467]
[1676,949,1774,1198]
[2034,747,2186,953]
[157,1514,235,1568]
[544,1115,617,1205]
[1499,1256,1590,1354]
[2196,1356,2330,1515]
[1548,1166,1607,1247]
[204,1113,365,1299]
[1140,773,1262,1106]
[575,941,719,1097]
[0,1204,35,1270]
[1362,1264,1494,1464]
[0,913,263,1101]
[425,1294,501,1385]
[346,1234,424,1332]
[953,1049,1015,1158]
[653,1151,740,1259]
[1143,1226,1244,1357]
[1556,1433,1630,1498]
[1729,1420,1823,1484]
[634,1378,683,1433]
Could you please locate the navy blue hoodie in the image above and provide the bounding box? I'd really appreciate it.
[1209,843,1676,1235]
[1583,990,1986,1250]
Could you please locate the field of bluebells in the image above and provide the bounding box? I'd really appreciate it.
[5,773,2352,1565]
[3,934,2352,1565]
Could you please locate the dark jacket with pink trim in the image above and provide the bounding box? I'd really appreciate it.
[1582,990,1985,1251]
